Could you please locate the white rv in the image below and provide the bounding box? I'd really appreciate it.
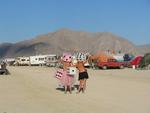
[14,57,30,66]
[30,55,50,66]
[45,54,58,67]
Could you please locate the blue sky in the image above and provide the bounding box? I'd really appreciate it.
[0,0,150,45]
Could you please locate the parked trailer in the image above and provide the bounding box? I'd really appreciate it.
[29,55,47,66]
[14,57,30,66]
[30,54,56,66]
[45,55,58,67]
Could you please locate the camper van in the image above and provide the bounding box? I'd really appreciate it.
[45,54,58,67]
[29,55,48,66]
[14,57,30,66]
[30,54,57,66]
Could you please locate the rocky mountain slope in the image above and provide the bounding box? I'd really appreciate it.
[0,29,147,58]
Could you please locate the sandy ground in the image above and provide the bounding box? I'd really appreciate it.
[0,66,150,113]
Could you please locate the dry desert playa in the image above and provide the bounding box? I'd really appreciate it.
[0,66,150,113]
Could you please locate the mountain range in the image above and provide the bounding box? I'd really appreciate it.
[0,29,150,58]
